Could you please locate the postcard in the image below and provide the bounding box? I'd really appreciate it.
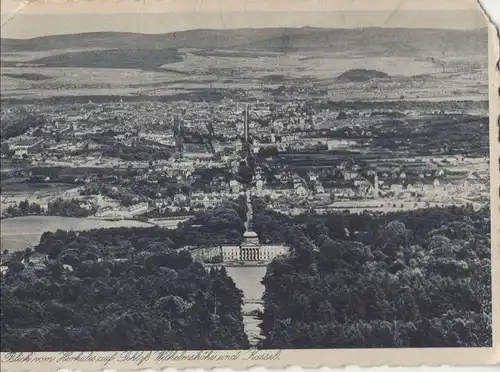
[0,0,498,370]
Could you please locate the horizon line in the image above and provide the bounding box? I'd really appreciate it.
[0,25,488,41]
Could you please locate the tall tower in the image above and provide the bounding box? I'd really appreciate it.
[174,116,184,155]
[374,172,379,196]
[244,104,249,143]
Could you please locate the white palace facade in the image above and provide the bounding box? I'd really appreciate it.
[219,230,289,262]
[188,230,289,264]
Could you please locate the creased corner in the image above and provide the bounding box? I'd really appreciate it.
[1,0,31,29]
[478,0,500,37]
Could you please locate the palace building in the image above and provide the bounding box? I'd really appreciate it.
[187,227,289,264]
[219,230,289,262]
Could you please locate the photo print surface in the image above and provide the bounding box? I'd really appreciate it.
[0,0,496,365]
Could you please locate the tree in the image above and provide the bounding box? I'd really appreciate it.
[1,142,10,155]
[61,252,81,267]
[257,206,492,348]
[48,240,65,259]
[1,224,250,352]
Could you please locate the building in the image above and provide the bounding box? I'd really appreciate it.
[256,179,264,193]
[219,230,289,262]
[127,202,149,216]
[344,170,358,181]
[230,180,241,194]
[295,185,308,197]
[235,231,261,261]
[13,148,28,159]
[187,229,289,264]
[187,222,289,264]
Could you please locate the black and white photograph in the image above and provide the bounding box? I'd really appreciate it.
[0,0,495,361]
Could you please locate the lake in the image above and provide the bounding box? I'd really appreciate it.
[0,216,153,253]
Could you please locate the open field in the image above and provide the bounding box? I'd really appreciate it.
[1,28,487,104]
[0,215,154,253]
[1,180,76,195]
[0,48,108,62]
[1,46,487,102]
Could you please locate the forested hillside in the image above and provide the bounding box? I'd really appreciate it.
[256,204,491,348]
[2,28,486,56]
[1,200,492,350]
[1,206,249,351]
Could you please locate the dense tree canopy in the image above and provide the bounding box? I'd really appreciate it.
[256,203,491,348]
[0,197,491,351]
[2,198,97,219]
[1,114,46,140]
[1,234,248,351]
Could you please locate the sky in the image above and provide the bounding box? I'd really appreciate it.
[0,0,488,39]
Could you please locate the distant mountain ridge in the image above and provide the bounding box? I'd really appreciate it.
[1,27,487,56]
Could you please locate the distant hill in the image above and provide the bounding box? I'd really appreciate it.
[2,72,52,81]
[0,27,487,73]
[1,27,487,56]
[336,69,390,83]
[2,49,182,71]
